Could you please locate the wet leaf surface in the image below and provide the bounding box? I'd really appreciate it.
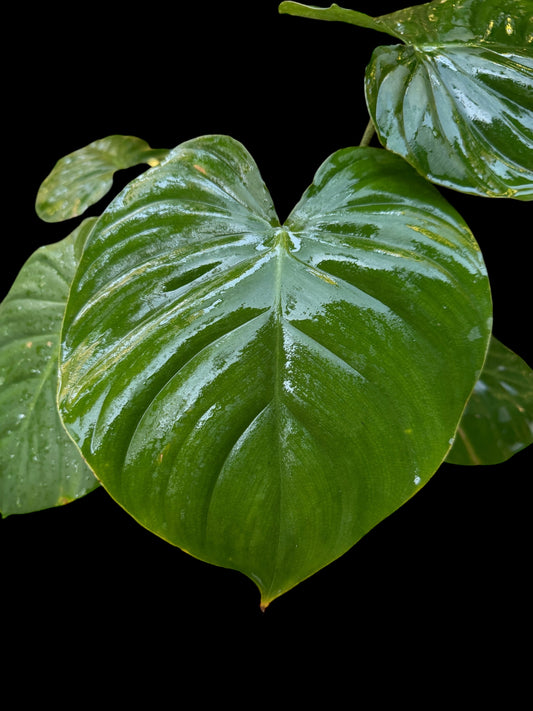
[0,219,98,516]
[36,135,169,222]
[58,135,492,605]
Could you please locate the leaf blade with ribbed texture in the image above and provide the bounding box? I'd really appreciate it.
[58,136,492,606]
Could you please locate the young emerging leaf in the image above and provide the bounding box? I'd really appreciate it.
[0,220,98,516]
[447,336,533,465]
[280,0,533,200]
[58,135,492,607]
[36,135,169,223]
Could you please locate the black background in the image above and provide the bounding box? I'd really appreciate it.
[2,0,530,697]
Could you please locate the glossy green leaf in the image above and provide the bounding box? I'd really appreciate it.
[36,135,170,223]
[58,135,492,606]
[447,336,533,465]
[0,220,98,516]
[280,0,533,200]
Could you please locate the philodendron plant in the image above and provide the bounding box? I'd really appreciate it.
[1,0,532,610]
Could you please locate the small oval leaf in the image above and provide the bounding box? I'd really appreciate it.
[0,220,98,516]
[447,336,533,465]
[58,136,492,606]
[36,135,170,223]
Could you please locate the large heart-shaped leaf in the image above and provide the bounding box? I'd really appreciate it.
[36,135,169,223]
[58,135,492,606]
[0,220,98,516]
[279,0,533,200]
[447,336,533,465]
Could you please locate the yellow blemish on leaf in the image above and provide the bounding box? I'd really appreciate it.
[147,158,160,167]
[306,268,338,286]
[158,443,171,464]
[406,223,437,239]
[483,19,494,39]
[25,341,33,348]
[505,16,514,35]
[185,310,203,325]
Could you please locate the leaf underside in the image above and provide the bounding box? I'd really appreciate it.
[447,336,533,465]
[58,135,492,605]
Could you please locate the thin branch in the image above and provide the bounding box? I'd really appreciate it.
[359,119,376,147]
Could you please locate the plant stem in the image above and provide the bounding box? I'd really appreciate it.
[359,119,376,147]
[278,2,403,40]
[279,2,383,33]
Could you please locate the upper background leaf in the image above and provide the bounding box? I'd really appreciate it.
[280,0,533,200]
[36,135,169,223]
[366,0,533,200]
